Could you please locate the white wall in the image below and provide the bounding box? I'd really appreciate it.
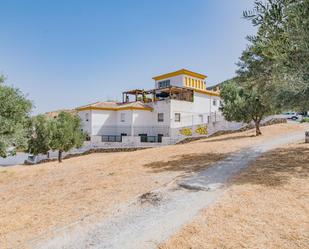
[154,74,207,90]
[155,75,184,88]
[91,110,117,135]
[116,109,164,136]
[169,92,220,128]
[150,99,171,127]
[78,92,221,138]
[132,110,154,126]
[78,110,92,135]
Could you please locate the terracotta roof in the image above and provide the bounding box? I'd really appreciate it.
[76,101,153,111]
[77,101,118,109]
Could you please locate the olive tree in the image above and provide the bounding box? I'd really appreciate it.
[27,115,52,156]
[220,82,274,136]
[0,76,32,157]
[242,0,309,111]
[50,112,85,162]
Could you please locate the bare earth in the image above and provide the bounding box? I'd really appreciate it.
[159,142,309,249]
[0,123,307,249]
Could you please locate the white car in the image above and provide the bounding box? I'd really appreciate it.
[282,112,299,120]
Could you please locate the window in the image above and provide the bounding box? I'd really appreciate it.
[158,113,164,122]
[158,80,170,88]
[185,77,188,86]
[102,135,122,142]
[85,113,89,122]
[213,100,217,106]
[120,113,125,122]
[139,134,147,142]
[85,133,91,141]
[175,113,181,122]
[199,114,203,123]
[121,133,127,136]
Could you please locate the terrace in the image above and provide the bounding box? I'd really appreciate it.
[122,86,194,103]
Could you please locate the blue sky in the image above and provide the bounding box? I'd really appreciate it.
[0,0,256,114]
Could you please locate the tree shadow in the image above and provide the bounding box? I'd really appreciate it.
[233,144,309,187]
[202,134,255,143]
[143,153,227,173]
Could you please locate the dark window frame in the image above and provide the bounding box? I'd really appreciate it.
[175,113,181,122]
[158,113,164,122]
[120,113,125,122]
[158,79,171,88]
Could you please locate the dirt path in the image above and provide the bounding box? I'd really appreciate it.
[160,142,309,249]
[35,131,306,249]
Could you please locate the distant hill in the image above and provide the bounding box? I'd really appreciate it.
[207,77,239,91]
[44,109,77,119]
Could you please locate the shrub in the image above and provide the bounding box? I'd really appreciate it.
[301,117,309,123]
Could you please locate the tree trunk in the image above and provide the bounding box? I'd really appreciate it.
[58,150,63,163]
[254,120,262,136]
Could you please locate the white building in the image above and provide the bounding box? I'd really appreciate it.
[76,69,222,145]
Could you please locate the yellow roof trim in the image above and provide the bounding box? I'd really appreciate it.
[152,69,207,81]
[118,106,153,111]
[194,88,220,97]
[76,106,153,111]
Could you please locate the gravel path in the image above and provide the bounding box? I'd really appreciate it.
[35,131,305,249]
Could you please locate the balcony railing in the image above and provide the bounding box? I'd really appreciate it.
[102,135,122,142]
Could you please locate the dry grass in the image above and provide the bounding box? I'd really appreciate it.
[0,123,307,249]
[159,142,309,249]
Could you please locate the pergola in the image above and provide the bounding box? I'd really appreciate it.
[122,86,194,103]
[122,89,149,102]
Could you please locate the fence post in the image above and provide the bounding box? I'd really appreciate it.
[306,131,309,143]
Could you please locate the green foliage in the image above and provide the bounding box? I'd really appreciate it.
[225,0,309,134]
[27,115,52,155]
[242,0,309,111]
[300,117,309,123]
[220,82,273,136]
[26,112,85,162]
[0,78,32,157]
[50,112,85,162]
